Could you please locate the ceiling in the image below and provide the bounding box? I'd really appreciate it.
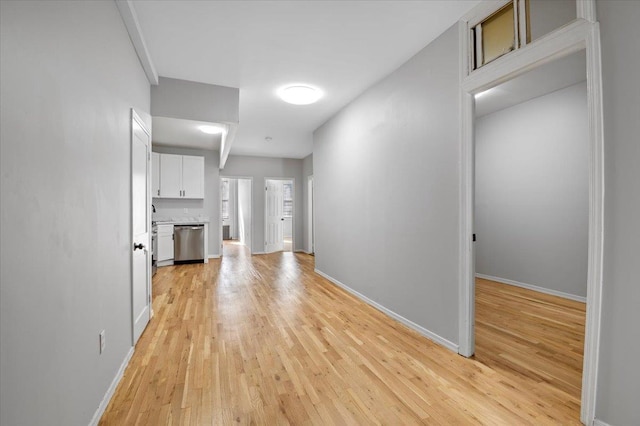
[133,0,481,159]
[152,117,223,150]
[475,50,586,117]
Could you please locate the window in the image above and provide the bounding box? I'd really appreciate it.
[283,182,293,217]
[471,0,530,71]
[221,179,229,220]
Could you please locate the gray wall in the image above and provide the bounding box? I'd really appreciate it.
[475,83,588,298]
[596,1,640,425]
[0,1,150,425]
[313,25,460,344]
[302,154,314,253]
[151,146,221,256]
[151,76,239,124]
[222,155,304,253]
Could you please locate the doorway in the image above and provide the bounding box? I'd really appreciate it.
[458,11,604,421]
[473,51,588,410]
[220,176,252,257]
[265,178,294,253]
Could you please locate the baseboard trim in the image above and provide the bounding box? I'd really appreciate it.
[476,273,587,303]
[89,346,134,426]
[593,420,612,426]
[314,269,459,353]
[208,254,220,259]
[252,251,265,255]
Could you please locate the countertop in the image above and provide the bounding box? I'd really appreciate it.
[152,216,210,225]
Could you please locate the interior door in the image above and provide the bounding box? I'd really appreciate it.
[131,110,152,345]
[265,179,284,253]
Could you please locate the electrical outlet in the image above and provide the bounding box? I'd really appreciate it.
[183,208,188,214]
[99,330,106,354]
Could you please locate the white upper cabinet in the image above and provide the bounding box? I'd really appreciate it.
[152,152,160,198]
[154,153,205,199]
[181,155,204,199]
[159,153,183,198]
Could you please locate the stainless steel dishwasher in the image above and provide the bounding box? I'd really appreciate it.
[174,225,205,263]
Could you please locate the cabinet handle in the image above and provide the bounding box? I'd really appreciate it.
[157,189,160,196]
[183,189,186,197]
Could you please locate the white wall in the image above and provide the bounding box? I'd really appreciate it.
[237,179,252,249]
[302,154,314,253]
[596,2,640,425]
[151,146,221,256]
[475,82,588,298]
[0,1,150,424]
[222,155,303,253]
[313,25,461,345]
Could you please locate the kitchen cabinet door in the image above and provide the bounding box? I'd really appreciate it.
[152,152,160,198]
[182,155,204,199]
[157,225,174,261]
[159,154,182,198]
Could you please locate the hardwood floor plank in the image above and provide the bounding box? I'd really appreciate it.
[100,245,584,424]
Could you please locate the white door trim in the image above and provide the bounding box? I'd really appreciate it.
[130,108,152,345]
[457,2,603,424]
[308,175,314,254]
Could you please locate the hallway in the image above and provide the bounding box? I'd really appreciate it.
[100,245,582,424]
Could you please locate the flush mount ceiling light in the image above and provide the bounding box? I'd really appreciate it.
[198,124,225,135]
[278,84,323,105]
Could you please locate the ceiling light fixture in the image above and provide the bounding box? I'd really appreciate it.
[198,124,225,135]
[278,84,323,105]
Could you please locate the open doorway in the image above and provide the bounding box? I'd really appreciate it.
[265,178,294,253]
[220,176,252,257]
[472,51,588,418]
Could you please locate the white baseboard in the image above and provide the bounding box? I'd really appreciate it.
[475,273,586,303]
[314,269,459,353]
[252,251,265,255]
[593,420,612,426]
[89,346,134,426]
[208,254,220,259]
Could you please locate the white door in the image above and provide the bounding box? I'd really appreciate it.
[265,179,284,253]
[131,110,152,345]
[159,153,182,198]
[182,155,204,199]
[308,176,314,254]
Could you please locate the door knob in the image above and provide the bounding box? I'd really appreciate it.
[133,242,145,251]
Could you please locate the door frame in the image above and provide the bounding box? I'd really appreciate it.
[457,2,603,424]
[130,108,152,345]
[308,175,314,254]
[264,177,295,253]
[219,175,253,255]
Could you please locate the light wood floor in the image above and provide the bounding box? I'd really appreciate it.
[100,246,585,424]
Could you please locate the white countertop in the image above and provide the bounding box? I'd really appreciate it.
[153,216,210,225]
